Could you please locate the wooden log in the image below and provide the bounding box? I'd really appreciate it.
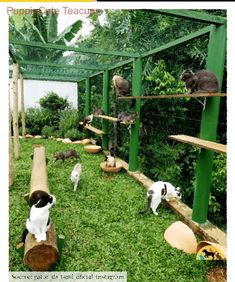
[24,145,59,270]
[30,145,49,196]
[20,73,26,138]
[12,63,19,159]
[24,224,59,271]
[9,89,14,186]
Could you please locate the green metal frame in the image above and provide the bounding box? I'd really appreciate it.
[192,24,226,224]
[9,10,227,224]
[102,70,110,150]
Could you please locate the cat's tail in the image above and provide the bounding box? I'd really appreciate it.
[21,228,29,243]
[139,191,154,214]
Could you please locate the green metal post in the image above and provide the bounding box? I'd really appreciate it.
[84,78,91,138]
[192,24,226,224]
[102,70,110,150]
[77,82,80,112]
[85,78,91,116]
[128,57,142,172]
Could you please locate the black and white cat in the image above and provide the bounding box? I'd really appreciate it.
[180,69,219,94]
[25,192,56,242]
[140,181,181,216]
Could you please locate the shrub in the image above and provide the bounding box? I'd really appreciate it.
[24,108,51,135]
[59,109,79,137]
[41,125,54,138]
[64,129,84,141]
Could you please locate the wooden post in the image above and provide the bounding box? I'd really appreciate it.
[12,63,19,159]
[24,145,59,271]
[128,57,142,172]
[192,24,226,224]
[102,70,110,150]
[9,88,14,186]
[20,73,26,138]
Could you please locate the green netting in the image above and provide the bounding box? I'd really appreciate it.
[9,9,226,81]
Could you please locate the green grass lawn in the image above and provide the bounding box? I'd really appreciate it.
[9,139,221,281]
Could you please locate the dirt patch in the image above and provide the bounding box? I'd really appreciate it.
[207,267,226,282]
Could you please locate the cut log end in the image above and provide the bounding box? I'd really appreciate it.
[24,245,59,271]
[24,224,59,271]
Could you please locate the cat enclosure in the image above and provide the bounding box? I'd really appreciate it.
[9,9,226,233]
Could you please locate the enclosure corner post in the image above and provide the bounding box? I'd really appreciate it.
[77,82,80,112]
[102,70,110,150]
[9,87,14,187]
[12,63,19,159]
[128,57,142,172]
[192,24,226,224]
[20,73,26,138]
[85,78,91,116]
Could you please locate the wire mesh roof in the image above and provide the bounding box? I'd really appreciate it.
[9,9,226,82]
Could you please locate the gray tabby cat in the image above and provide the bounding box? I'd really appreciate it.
[180,69,219,94]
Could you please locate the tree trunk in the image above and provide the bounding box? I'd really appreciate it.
[9,87,14,186]
[20,73,26,138]
[12,63,19,159]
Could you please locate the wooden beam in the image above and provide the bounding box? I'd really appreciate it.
[79,122,105,135]
[168,135,226,154]
[9,88,14,187]
[95,115,118,122]
[154,9,226,25]
[10,39,139,58]
[12,63,19,159]
[140,26,212,59]
[20,73,26,138]
[117,93,227,99]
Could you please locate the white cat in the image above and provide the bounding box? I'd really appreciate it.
[70,163,82,191]
[140,181,181,216]
[26,193,56,242]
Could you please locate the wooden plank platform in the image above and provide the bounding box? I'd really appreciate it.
[95,114,135,125]
[95,115,118,122]
[79,122,104,135]
[168,134,226,154]
[118,93,227,100]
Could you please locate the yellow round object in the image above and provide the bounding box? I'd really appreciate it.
[196,241,226,260]
[100,161,122,173]
[84,145,101,153]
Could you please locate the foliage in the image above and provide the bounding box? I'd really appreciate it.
[39,92,70,130]
[41,125,54,138]
[10,139,217,281]
[59,109,80,137]
[64,129,83,141]
[145,60,186,95]
[24,107,51,135]
[208,154,227,228]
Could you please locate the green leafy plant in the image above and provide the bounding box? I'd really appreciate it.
[146,60,185,95]
[41,125,54,138]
